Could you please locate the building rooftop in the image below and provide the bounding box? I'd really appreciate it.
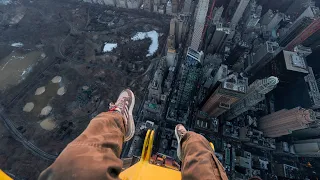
[283,50,309,74]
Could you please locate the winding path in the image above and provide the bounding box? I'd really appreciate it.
[0,107,57,161]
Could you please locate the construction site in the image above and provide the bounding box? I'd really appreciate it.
[0,0,169,178]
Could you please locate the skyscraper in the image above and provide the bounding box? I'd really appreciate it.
[182,0,192,14]
[212,6,224,24]
[243,0,262,29]
[143,0,152,11]
[258,107,316,137]
[260,10,284,32]
[304,67,320,109]
[285,0,315,21]
[245,41,280,74]
[285,18,320,51]
[278,17,314,48]
[171,0,178,13]
[190,0,209,51]
[201,72,248,118]
[166,1,173,15]
[206,24,231,54]
[177,48,203,108]
[225,42,248,66]
[302,29,320,50]
[230,0,250,27]
[226,76,279,120]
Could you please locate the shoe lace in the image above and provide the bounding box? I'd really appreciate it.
[178,129,186,138]
[109,97,127,111]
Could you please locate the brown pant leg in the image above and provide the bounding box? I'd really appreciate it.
[38,112,125,180]
[181,132,228,180]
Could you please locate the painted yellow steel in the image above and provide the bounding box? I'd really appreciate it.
[0,170,12,180]
[119,130,181,180]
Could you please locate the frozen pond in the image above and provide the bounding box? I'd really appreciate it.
[131,30,159,57]
[11,42,24,47]
[0,0,11,5]
[103,43,118,52]
[0,51,43,91]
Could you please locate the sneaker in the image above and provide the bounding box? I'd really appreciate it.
[109,89,135,142]
[175,124,187,161]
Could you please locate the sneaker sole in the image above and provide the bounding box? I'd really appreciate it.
[174,125,182,161]
[125,89,135,142]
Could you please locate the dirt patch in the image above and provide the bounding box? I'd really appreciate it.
[57,87,66,96]
[23,102,34,112]
[35,86,46,95]
[51,76,62,83]
[40,117,56,130]
[40,106,52,116]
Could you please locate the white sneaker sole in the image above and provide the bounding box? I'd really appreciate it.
[175,125,182,161]
[124,89,135,142]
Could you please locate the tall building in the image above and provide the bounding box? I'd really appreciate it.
[182,0,192,14]
[285,0,315,21]
[302,29,320,50]
[260,10,284,31]
[293,138,320,157]
[171,0,178,13]
[275,65,320,110]
[285,18,320,51]
[230,0,250,27]
[212,6,224,24]
[169,18,176,36]
[225,0,237,20]
[201,72,248,118]
[127,0,141,9]
[175,15,189,45]
[116,0,128,8]
[148,59,166,103]
[304,67,320,109]
[258,107,316,137]
[278,17,314,48]
[190,0,209,51]
[84,0,115,6]
[225,42,248,66]
[166,18,177,67]
[153,0,159,11]
[245,41,280,75]
[243,0,262,28]
[226,76,279,120]
[166,1,173,15]
[206,24,231,54]
[177,48,203,108]
[166,36,176,67]
[260,9,274,26]
[143,0,152,11]
[292,6,318,25]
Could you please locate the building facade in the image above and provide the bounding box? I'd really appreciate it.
[201,73,248,118]
[258,107,316,137]
[190,0,209,51]
[226,76,279,120]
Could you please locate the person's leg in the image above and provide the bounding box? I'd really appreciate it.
[175,124,228,180]
[38,89,135,180]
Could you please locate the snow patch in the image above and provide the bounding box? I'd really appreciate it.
[40,117,56,131]
[40,106,52,116]
[11,42,24,47]
[23,102,34,112]
[21,66,33,79]
[131,30,159,57]
[103,43,118,52]
[0,0,11,5]
[35,86,46,95]
[57,87,66,96]
[51,76,62,83]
